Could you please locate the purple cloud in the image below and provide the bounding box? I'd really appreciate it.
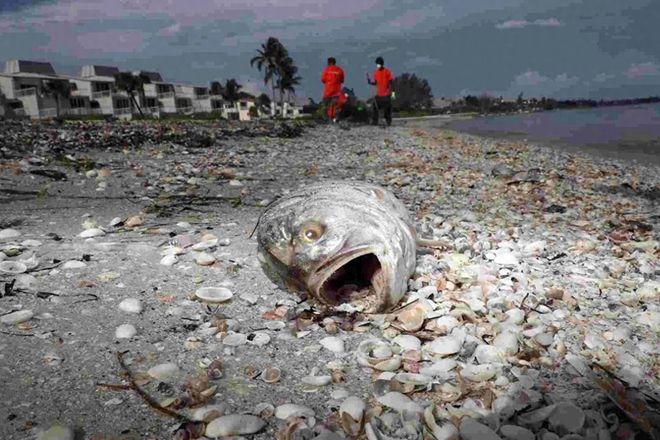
[39,27,147,56]
[496,17,561,29]
[625,62,659,78]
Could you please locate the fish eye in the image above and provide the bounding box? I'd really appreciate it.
[299,221,325,243]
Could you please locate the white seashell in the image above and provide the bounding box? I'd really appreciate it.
[493,331,519,354]
[275,403,315,420]
[195,286,233,302]
[254,403,275,418]
[373,356,402,371]
[0,228,21,240]
[474,345,507,364]
[394,372,432,386]
[419,359,457,377]
[159,254,178,266]
[147,362,180,380]
[460,364,498,381]
[434,315,460,333]
[248,332,271,346]
[392,334,422,351]
[427,335,464,356]
[192,239,218,251]
[118,298,143,314]
[205,414,266,437]
[79,228,105,238]
[0,261,28,274]
[301,375,332,386]
[376,391,423,413]
[356,339,394,367]
[160,246,184,256]
[340,396,365,421]
[424,404,460,440]
[21,239,42,247]
[222,332,247,346]
[191,403,228,421]
[504,308,525,325]
[320,336,345,353]
[115,324,137,339]
[194,252,216,266]
[62,260,86,270]
[494,249,519,266]
[15,274,38,290]
[1,309,33,325]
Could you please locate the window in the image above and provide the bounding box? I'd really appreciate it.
[95,82,110,92]
[70,97,86,108]
[240,102,247,109]
[115,98,130,109]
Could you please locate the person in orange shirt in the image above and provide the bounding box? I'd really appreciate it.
[320,57,344,122]
[367,56,393,126]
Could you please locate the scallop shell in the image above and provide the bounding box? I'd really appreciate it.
[262,366,281,383]
[0,261,28,274]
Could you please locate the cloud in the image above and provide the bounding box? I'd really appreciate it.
[508,69,579,97]
[496,17,561,29]
[624,62,659,78]
[409,56,443,67]
[159,22,181,36]
[39,28,147,56]
[592,72,616,83]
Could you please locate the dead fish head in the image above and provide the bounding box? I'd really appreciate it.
[256,181,417,312]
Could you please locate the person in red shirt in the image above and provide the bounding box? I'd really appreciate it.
[320,57,344,122]
[367,56,393,126]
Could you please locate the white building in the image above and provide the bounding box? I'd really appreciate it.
[0,60,71,119]
[138,71,177,115]
[70,65,133,118]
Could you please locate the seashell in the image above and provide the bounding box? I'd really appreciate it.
[1,310,33,325]
[395,303,427,331]
[254,402,275,418]
[301,375,332,386]
[373,356,402,372]
[118,298,143,314]
[419,359,457,377]
[192,239,218,251]
[394,372,432,387]
[356,339,395,368]
[147,362,181,381]
[160,245,184,256]
[474,345,507,364]
[459,364,498,382]
[222,332,247,346]
[0,228,21,239]
[125,216,143,228]
[319,336,345,353]
[190,403,228,422]
[275,403,315,421]
[366,409,424,440]
[376,391,423,413]
[391,335,422,351]
[205,414,266,437]
[427,334,464,356]
[247,331,271,346]
[262,366,281,383]
[79,228,105,238]
[424,404,460,440]
[340,396,366,422]
[432,315,460,334]
[194,252,216,266]
[115,324,137,339]
[0,261,28,274]
[160,254,178,266]
[195,286,233,302]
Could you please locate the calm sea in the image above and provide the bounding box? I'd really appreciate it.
[445,103,660,165]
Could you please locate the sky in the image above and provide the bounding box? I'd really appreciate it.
[1,0,659,102]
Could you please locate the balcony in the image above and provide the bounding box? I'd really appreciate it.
[177,106,194,114]
[63,108,89,116]
[113,107,132,116]
[144,106,160,115]
[92,90,112,99]
[15,87,37,97]
[38,108,57,118]
[158,91,175,99]
[195,94,210,100]
[91,108,104,115]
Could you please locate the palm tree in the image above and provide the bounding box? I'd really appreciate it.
[222,79,242,107]
[210,80,224,96]
[113,72,144,116]
[250,37,285,110]
[274,56,301,116]
[41,79,74,118]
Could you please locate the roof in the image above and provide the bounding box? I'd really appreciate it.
[80,65,120,78]
[136,71,164,82]
[0,71,65,80]
[5,60,56,75]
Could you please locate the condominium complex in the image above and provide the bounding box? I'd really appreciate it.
[0,59,301,120]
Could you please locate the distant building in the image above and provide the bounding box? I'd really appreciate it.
[72,65,131,118]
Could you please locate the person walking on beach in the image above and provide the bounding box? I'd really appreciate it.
[320,57,345,123]
[367,56,393,126]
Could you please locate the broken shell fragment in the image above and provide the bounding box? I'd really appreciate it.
[205,414,266,437]
[0,261,28,274]
[424,404,460,440]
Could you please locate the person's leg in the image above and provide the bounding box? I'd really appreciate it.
[371,99,379,125]
[383,97,392,126]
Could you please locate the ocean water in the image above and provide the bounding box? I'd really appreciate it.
[445,103,660,165]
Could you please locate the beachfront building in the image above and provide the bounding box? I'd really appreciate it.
[175,84,213,114]
[138,71,177,115]
[236,93,257,121]
[70,65,133,119]
[0,60,74,119]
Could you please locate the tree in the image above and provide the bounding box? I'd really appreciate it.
[390,73,433,111]
[276,57,301,110]
[250,37,286,105]
[517,92,524,106]
[222,79,242,106]
[41,79,74,117]
[257,93,271,112]
[113,72,145,116]
[210,81,224,96]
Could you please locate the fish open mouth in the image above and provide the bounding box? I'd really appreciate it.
[311,248,387,306]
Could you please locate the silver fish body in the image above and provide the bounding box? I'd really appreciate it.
[256,181,417,312]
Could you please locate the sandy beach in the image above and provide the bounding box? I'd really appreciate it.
[1,120,658,440]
